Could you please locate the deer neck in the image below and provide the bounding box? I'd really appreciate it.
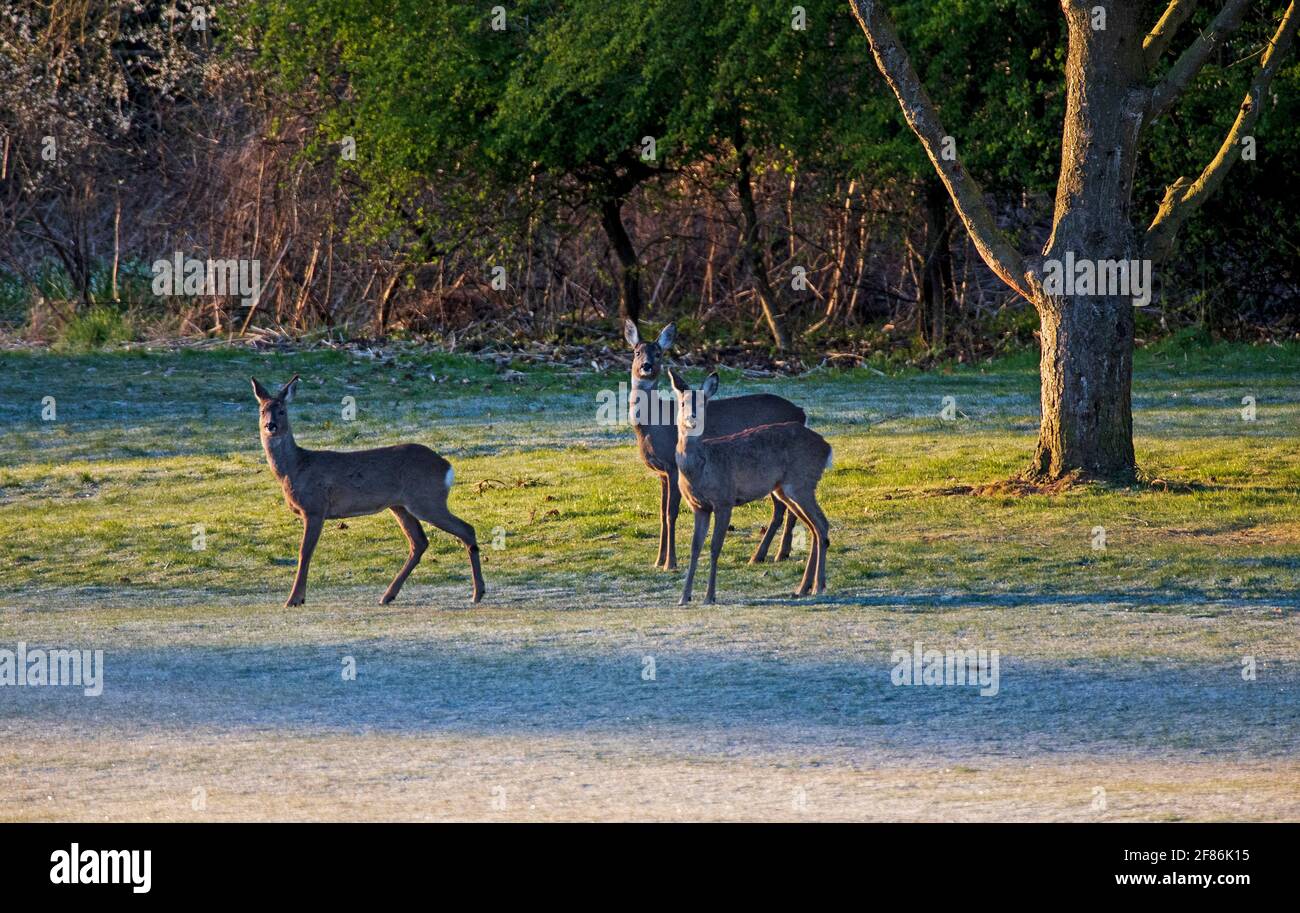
[261,429,303,481]
[628,375,663,435]
[675,424,706,470]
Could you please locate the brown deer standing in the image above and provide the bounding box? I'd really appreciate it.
[624,320,803,570]
[668,370,832,606]
[251,375,484,607]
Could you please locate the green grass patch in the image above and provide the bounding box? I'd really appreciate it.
[1,341,1297,609]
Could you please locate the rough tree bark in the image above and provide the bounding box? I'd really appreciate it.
[1029,0,1146,480]
[850,0,1299,483]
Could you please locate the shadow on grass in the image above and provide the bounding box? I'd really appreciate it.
[7,581,1299,615]
[759,590,1300,612]
[1,643,1295,762]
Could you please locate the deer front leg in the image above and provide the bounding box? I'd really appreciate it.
[749,495,785,564]
[704,504,731,605]
[664,469,681,570]
[655,475,669,569]
[286,512,324,607]
[678,508,710,606]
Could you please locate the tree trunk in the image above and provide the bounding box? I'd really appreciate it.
[599,197,642,324]
[1029,297,1136,480]
[919,175,953,348]
[1027,0,1146,483]
[735,141,790,351]
[851,0,1298,486]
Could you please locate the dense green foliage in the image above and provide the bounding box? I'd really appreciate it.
[242,0,1067,241]
[2,1,1296,348]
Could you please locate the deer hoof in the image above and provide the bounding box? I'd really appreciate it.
[380,594,396,605]
[677,596,690,606]
[285,596,304,607]
[471,591,483,605]
[703,597,716,605]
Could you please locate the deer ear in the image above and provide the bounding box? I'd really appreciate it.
[701,372,719,399]
[251,377,272,403]
[623,320,639,346]
[278,374,301,403]
[667,368,689,395]
[656,323,676,351]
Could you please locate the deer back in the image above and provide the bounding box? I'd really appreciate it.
[702,393,805,438]
[276,443,451,519]
[635,391,803,468]
[680,421,830,510]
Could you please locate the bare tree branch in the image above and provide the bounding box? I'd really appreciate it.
[1147,1,1300,260]
[848,0,1031,300]
[1149,0,1252,118]
[1144,0,1200,68]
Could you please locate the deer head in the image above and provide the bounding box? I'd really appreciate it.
[668,369,719,439]
[624,320,676,386]
[250,374,301,443]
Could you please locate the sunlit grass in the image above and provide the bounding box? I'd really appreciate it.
[1,342,1298,607]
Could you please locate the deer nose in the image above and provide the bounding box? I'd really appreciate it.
[265,421,278,433]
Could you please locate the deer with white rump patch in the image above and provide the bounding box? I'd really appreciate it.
[251,375,484,607]
[668,369,832,605]
[624,320,803,569]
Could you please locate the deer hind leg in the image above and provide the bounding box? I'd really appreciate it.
[409,493,485,604]
[749,495,785,564]
[286,512,324,607]
[664,469,681,571]
[381,506,428,605]
[704,504,732,605]
[800,492,831,594]
[777,489,819,597]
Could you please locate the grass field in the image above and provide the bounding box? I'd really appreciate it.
[1,339,1298,820]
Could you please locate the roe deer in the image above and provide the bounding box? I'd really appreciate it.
[624,320,803,570]
[250,375,484,607]
[668,369,832,606]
